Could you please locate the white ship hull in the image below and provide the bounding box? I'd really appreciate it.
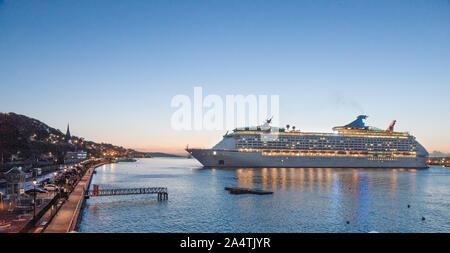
[188,149,429,169]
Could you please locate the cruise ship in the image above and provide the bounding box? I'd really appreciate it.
[186,115,429,169]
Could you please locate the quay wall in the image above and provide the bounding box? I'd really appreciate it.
[43,162,107,233]
[68,162,107,232]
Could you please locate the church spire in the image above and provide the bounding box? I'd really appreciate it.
[66,123,71,142]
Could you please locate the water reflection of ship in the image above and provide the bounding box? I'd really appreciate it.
[233,167,418,194]
[232,166,418,229]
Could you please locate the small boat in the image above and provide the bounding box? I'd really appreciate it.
[224,187,273,195]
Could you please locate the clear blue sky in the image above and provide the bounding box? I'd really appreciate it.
[1,0,449,153]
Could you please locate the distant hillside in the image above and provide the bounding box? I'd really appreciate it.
[147,152,184,158]
[430,151,450,157]
[0,112,70,163]
[0,112,146,165]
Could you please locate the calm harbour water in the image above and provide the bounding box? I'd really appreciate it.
[77,158,450,233]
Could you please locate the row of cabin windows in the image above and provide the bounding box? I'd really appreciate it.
[239,136,414,145]
[236,142,416,151]
[236,146,415,152]
[237,141,415,150]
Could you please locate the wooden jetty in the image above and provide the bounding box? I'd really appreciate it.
[224,187,273,195]
[86,185,168,200]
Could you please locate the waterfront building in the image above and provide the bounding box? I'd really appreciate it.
[64,151,88,164]
[3,167,30,212]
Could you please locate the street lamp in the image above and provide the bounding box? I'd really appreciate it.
[54,171,62,196]
[32,179,38,224]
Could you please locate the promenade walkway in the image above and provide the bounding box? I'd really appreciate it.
[44,167,94,233]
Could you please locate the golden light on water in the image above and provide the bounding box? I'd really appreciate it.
[299,168,305,189]
[280,168,287,190]
[317,168,323,193]
[271,168,278,190]
[390,170,398,196]
[325,168,332,192]
[231,166,424,204]
[308,168,314,192]
[262,168,268,190]
[289,168,296,191]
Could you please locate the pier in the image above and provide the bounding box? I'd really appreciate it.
[86,185,168,200]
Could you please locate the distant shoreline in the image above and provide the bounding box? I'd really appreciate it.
[145,152,187,158]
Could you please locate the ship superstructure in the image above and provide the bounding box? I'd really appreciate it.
[186,116,429,168]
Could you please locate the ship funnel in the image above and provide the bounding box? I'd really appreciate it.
[344,115,368,128]
[387,120,396,132]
